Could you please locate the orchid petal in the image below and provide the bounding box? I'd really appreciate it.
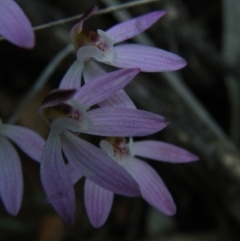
[84,178,113,228]
[84,60,136,109]
[75,68,140,108]
[126,158,176,215]
[40,132,75,226]
[86,107,168,136]
[50,116,89,135]
[67,164,83,185]
[99,140,114,159]
[0,124,44,162]
[62,131,140,197]
[133,141,199,163]
[106,11,167,43]
[112,44,187,72]
[83,60,106,82]
[98,89,136,109]
[77,44,116,64]
[0,0,34,48]
[0,136,23,215]
[77,46,103,62]
[97,29,115,49]
[59,60,83,89]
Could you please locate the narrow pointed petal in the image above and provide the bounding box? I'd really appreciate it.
[62,131,140,197]
[126,158,176,215]
[84,60,136,109]
[0,124,44,162]
[98,89,136,109]
[0,0,34,48]
[86,107,168,136]
[133,141,199,163]
[67,164,83,185]
[0,136,23,215]
[84,178,114,228]
[59,60,83,89]
[40,132,75,226]
[112,44,187,72]
[106,11,167,43]
[83,60,106,82]
[75,68,139,108]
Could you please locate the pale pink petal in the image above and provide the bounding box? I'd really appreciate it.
[0,0,34,48]
[67,164,83,185]
[98,89,136,109]
[50,117,89,135]
[0,136,23,215]
[112,44,187,72]
[59,60,83,89]
[83,60,106,82]
[62,131,140,197]
[75,68,139,107]
[77,46,103,62]
[40,132,75,226]
[106,11,167,43]
[84,178,114,228]
[133,141,199,163]
[0,124,44,162]
[84,60,136,109]
[99,140,114,159]
[86,107,168,136]
[126,158,176,215]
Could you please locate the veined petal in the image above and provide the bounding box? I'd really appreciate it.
[0,136,23,215]
[40,132,75,226]
[84,60,136,109]
[67,164,83,185]
[86,107,168,136]
[112,44,187,72]
[0,124,44,162]
[0,0,34,48]
[59,60,83,89]
[98,89,136,109]
[126,158,176,215]
[84,178,114,228]
[75,68,140,108]
[83,60,106,82]
[133,141,199,163]
[106,11,167,43]
[62,131,140,197]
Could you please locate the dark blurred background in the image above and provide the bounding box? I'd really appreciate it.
[0,0,240,240]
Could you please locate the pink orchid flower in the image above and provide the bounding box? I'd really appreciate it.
[0,120,44,215]
[71,6,187,72]
[0,0,35,48]
[60,6,187,108]
[79,137,198,228]
[39,68,170,225]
